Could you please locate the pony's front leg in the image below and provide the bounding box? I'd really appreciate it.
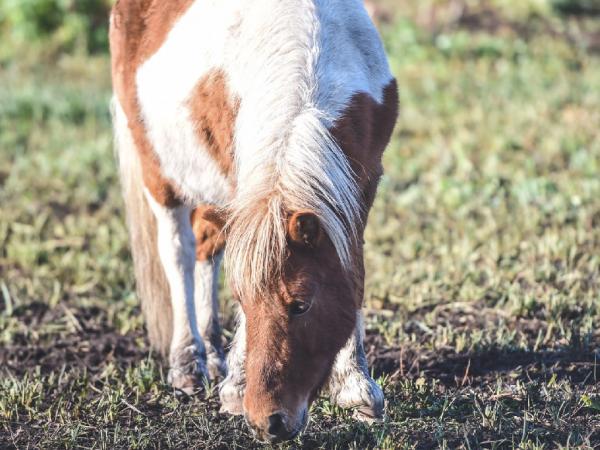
[191,207,227,380]
[193,255,225,379]
[326,311,384,421]
[145,193,207,393]
[219,310,246,415]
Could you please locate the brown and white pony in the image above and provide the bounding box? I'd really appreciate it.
[110,0,398,442]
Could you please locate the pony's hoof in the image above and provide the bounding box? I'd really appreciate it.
[218,378,245,416]
[330,374,384,420]
[353,405,385,423]
[168,344,209,394]
[206,352,227,381]
[169,369,201,396]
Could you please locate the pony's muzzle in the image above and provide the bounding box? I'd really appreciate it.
[246,409,307,443]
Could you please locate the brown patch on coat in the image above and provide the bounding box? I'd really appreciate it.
[190,206,227,261]
[331,80,399,203]
[189,71,239,175]
[110,0,195,206]
[243,80,399,436]
[330,79,399,308]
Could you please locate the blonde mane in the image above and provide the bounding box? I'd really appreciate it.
[223,0,362,298]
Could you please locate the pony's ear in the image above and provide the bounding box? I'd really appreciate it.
[288,211,322,249]
[202,206,228,231]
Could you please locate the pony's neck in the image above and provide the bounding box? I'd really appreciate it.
[223,0,361,297]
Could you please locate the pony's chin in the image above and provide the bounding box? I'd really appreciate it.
[286,407,310,442]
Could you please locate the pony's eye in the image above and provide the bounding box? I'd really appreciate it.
[289,300,312,316]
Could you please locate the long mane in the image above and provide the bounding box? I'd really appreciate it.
[224,0,362,298]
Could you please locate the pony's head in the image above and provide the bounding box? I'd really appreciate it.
[204,91,369,441]
[209,206,361,442]
[242,211,358,441]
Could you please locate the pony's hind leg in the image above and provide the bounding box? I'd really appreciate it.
[326,311,384,421]
[144,193,208,394]
[191,207,226,380]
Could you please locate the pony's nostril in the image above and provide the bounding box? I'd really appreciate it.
[267,413,286,437]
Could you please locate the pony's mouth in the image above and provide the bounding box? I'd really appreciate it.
[275,408,309,443]
[248,408,309,443]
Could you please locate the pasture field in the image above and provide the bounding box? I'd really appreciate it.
[1,2,600,448]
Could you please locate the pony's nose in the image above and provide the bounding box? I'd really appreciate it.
[245,411,301,442]
[267,413,286,438]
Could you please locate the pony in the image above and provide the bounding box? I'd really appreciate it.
[109,0,398,442]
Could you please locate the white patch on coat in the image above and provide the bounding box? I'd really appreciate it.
[219,309,246,415]
[327,311,384,419]
[136,1,234,206]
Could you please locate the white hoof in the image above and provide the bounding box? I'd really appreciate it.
[218,376,245,416]
[330,373,384,419]
[168,344,209,394]
[206,350,227,381]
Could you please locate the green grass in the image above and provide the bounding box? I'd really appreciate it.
[1,4,600,449]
